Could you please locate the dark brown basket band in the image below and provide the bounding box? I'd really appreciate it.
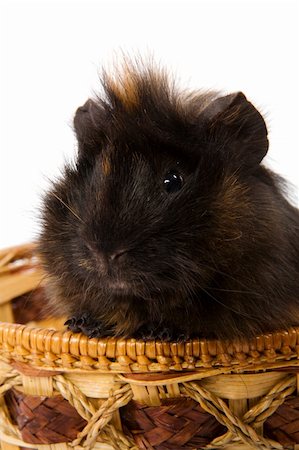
[5,388,86,444]
[264,395,299,446]
[4,387,299,448]
[121,398,227,449]
[121,396,299,450]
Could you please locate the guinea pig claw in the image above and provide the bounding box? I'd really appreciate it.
[157,327,173,341]
[64,316,83,333]
[77,312,91,326]
[64,313,93,333]
[135,325,176,341]
[87,329,99,338]
[84,325,114,338]
[140,330,154,340]
[175,333,190,343]
[134,325,155,341]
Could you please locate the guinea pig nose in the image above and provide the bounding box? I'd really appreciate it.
[108,249,127,261]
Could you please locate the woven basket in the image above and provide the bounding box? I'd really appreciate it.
[1,245,299,450]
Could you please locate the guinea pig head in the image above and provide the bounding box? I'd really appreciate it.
[39,63,269,321]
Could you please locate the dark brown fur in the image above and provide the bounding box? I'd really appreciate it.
[38,61,299,341]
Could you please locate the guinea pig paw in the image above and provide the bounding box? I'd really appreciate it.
[64,316,84,333]
[175,333,190,343]
[83,325,111,338]
[152,327,190,342]
[64,313,98,334]
[134,325,155,341]
[155,327,174,341]
[135,325,178,341]
[78,319,114,338]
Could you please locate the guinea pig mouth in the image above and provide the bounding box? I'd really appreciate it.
[104,276,158,297]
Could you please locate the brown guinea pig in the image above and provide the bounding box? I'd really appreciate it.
[38,60,299,341]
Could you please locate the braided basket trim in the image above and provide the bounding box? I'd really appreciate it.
[0,321,299,374]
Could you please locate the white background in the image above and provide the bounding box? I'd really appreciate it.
[0,0,298,249]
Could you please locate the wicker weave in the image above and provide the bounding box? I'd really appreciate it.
[121,398,227,449]
[5,388,87,444]
[1,243,299,449]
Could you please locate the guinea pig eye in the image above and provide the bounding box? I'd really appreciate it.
[163,171,184,193]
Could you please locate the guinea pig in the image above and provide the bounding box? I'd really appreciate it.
[38,60,299,341]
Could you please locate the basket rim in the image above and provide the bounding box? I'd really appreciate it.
[1,319,299,372]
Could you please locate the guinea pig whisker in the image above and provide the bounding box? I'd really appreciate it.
[198,285,259,319]
[208,287,258,295]
[198,260,262,297]
[52,193,83,223]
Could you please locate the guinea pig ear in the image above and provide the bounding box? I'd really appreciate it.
[73,99,103,160]
[201,92,269,168]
